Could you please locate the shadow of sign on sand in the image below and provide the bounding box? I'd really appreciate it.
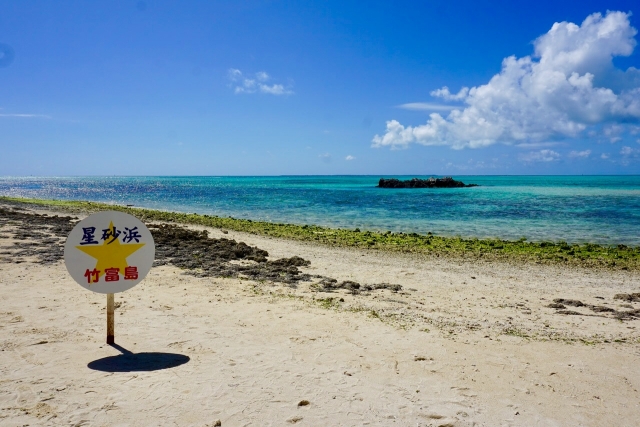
[88,343,190,372]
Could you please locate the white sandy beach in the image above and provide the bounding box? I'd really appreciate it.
[2,205,640,426]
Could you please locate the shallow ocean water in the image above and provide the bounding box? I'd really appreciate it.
[1,175,639,245]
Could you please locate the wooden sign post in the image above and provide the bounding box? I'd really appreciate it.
[64,211,155,345]
[107,293,115,344]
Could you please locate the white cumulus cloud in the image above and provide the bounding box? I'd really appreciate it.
[228,69,293,95]
[373,11,640,150]
[259,84,288,95]
[430,86,469,101]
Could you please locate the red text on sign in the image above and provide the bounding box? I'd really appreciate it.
[105,267,120,282]
[124,266,138,280]
[84,268,100,284]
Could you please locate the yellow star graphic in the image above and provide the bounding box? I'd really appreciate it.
[76,222,145,278]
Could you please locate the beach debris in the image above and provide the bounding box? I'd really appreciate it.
[614,293,640,302]
[297,400,310,407]
[149,224,403,292]
[553,298,585,307]
[149,223,316,285]
[151,224,268,263]
[0,207,76,264]
[548,296,640,320]
[317,278,402,294]
[547,303,566,309]
[556,310,582,316]
[613,309,640,320]
[590,306,616,313]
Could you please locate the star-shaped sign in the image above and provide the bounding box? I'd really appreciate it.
[76,221,145,278]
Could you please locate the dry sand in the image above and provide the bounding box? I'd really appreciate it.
[1,205,640,426]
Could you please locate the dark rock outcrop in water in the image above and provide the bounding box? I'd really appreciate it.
[377,177,478,188]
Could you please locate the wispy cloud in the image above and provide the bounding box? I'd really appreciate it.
[228,69,293,95]
[0,113,51,118]
[621,146,640,157]
[519,150,561,162]
[569,150,591,159]
[444,158,500,171]
[319,153,332,163]
[603,124,624,143]
[345,155,355,161]
[396,103,458,112]
[620,146,640,165]
[568,149,591,158]
[515,142,561,149]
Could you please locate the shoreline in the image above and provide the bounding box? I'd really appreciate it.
[3,197,640,344]
[2,195,639,271]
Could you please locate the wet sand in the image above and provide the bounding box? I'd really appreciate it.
[1,202,640,426]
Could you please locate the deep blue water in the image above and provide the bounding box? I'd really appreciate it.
[1,175,640,246]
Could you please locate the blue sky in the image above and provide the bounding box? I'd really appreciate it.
[1,0,639,176]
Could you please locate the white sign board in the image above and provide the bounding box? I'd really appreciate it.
[64,211,155,294]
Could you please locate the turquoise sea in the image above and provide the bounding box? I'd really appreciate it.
[1,176,640,246]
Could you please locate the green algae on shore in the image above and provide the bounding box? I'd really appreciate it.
[2,196,639,271]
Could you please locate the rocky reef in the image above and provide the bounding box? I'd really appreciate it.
[377,177,478,188]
